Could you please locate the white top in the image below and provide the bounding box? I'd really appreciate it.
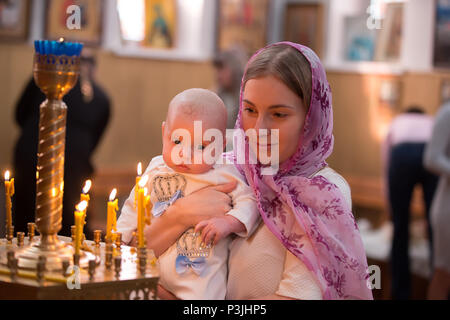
[226,167,352,300]
[385,113,434,147]
[117,155,259,300]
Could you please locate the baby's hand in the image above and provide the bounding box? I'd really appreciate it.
[194,216,237,246]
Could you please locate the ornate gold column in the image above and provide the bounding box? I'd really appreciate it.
[17,40,95,270]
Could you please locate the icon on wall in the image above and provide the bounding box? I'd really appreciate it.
[218,0,270,56]
[434,0,450,68]
[0,0,30,41]
[46,0,103,46]
[283,3,324,58]
[142,0,176,49]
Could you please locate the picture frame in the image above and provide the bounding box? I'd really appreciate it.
[433,0,450,68]
[283,3,324,58]
[374,2,403,62]
[217,0,270,56]
[45,0,103,46]
[0,0,30,41]
[141,0,176,49]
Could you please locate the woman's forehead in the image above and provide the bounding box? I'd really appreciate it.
[243,76,303,109]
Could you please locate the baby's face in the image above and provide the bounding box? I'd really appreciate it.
[162,112,224,174]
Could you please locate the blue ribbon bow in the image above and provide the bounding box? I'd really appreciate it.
[175,255,206,275]
[152,190,183,217]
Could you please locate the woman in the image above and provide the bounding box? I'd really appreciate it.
[424,101,450,300]
[143,42,373,300]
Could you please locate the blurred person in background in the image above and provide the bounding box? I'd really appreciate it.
[382,106,439,300]
[212,47,248,131]
[12,49,111,237]
[424,101,450,300]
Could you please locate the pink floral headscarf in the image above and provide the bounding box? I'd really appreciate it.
[231,42,373,300]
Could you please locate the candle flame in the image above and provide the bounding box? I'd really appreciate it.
[83,180,92,194]
[138,175,149,188]
[58,37,65,43]
[52,188,57,197]
[76,200,88,212]
[109,188,117,201]
[4,170,10,181]
[137,162,142,176]
[144,187,148,196]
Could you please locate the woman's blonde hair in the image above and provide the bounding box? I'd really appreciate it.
[243,44,312,110]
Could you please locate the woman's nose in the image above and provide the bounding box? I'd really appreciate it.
[255,115,269,131]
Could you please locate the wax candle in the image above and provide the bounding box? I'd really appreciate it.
[80,180,91,226]
[80,180,91,203]
[74,201,88,256]
[135,162,142,209]
[4,171,14,231]
[143,187,152,226]
[137,175,149,248]
[106,188,118,241]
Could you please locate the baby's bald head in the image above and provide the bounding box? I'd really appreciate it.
[166,88,227,133]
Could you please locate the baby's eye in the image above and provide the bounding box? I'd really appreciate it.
[197,145,206,151]
[173,139,181,145]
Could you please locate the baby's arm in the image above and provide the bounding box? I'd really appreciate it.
[194,166,260,245]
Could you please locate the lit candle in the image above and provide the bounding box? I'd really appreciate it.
[74,201,88,256]
[106,188,118,241]
[144,187,152,226]
[4,171,14,231]
[137,175,149,248]
[80,179,91,226]
[135,162,142,209]
[80,179,91,203]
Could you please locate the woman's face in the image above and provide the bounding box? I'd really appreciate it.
[242,75,307,165]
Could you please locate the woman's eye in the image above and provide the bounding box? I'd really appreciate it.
[244,107,256,113]
[173,139,181,145]
[197,145,206,151]
[273,112,287,118]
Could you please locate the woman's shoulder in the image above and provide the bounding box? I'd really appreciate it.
[313,167,352,209]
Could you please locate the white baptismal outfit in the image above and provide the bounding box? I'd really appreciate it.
[117,155,259,300]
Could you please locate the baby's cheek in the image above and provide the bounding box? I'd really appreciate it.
[162,145,174,165]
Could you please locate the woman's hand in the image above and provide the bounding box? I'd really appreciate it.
[144,180,237,257]
[171,180,238,228]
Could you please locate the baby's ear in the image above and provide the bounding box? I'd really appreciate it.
[162,121,166,137]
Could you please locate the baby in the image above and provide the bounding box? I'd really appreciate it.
[117,88,259,300]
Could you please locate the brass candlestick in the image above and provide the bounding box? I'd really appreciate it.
[6,226,14,244]
[16,40,95,271]
[17,232,25,247]
[27,222,35,242]
[93,230,102,247]
[115,232,122,249]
